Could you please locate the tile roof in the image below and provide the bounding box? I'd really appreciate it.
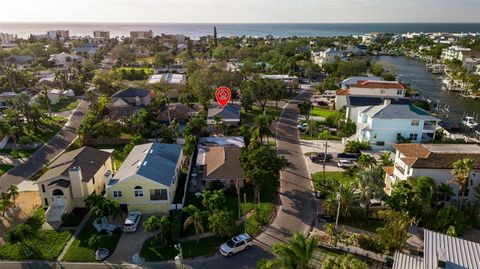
[383,166,394,176]
[111,143,182,187]
[37,147,112,183]
[394,144,480,169]
[203,146,245,180]
[351,80,406,90]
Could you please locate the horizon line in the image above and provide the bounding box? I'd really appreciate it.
[1,21,480,24]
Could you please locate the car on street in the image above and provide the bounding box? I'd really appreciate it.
[297,122,308,132]
[123,211,141,232]
[310,152,333,163]
[219,233,253,256]
[337,159,357,168]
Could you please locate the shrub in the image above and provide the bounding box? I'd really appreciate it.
[25,208,45,231]
[344,141,371,153]
[356,234,384,253]
[5,224,33,243]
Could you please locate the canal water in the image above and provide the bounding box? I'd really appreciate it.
[372,56,480,121]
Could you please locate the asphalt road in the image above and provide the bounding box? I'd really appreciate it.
[0,100,89,191]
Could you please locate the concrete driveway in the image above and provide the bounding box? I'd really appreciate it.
[300,139,346,174]
[107,215,151,263]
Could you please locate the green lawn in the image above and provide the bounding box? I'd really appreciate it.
[52,98,80,112]
[62,216,121,262]
[311,107,339,118]
[0,164,14,176]
[0,230,72,260]
[311,172,354,192]
[115,67,154,74]
[0,149,37,159]
[141,236,225,261]
[241,105,282,125]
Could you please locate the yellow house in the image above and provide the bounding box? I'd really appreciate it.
[106,143,184,214]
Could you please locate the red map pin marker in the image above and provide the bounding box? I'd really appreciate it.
[215,86,231,108]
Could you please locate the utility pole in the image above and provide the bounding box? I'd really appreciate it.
[334,191,341,246]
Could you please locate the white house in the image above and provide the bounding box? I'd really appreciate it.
[49,52,84,70]
[441,46,471,61]
[147,73,186,98]
[349,99,439,150]
[340,76,383,89]
[47,89,75,105]
[384,143,480,201]
[336,80,407,109]
[311,48,343,67]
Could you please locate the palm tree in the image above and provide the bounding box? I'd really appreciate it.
[252,114,272,145]
[208,210,234,237]
[297,100,313,123]
[437,183,454,202]
[42,86,52,117]
[0,192,12,217]
[259,232,318,269]
[183,205,206,243]
[7,185,19,208]
[357,154,377,170]
[379,152,394,167]
[355,170,381,218]
[3,63,18,92]
[451,158,474,205]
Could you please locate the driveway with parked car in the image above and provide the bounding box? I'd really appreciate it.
[107,213,150,263]
[300,139,345,173]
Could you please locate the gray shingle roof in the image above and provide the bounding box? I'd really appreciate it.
[369,104,438,120]
[207,104,241,121]
[112,87,151,98]
[111,143,182,187]
[37,147,112,183]
[348,96,412,107]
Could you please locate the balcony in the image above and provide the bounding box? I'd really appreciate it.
[395,163,405,175]
[423,121,437,132]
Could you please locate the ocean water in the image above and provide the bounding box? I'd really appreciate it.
[1,22,480,39]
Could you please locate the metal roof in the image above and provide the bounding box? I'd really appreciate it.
[111,143,182,187]
[424,229,480,269]
[393,252,424,269]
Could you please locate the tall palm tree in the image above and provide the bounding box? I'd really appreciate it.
[252,114,272,145]
[259,232,318,269]
[183,205,206,243]
[355,170,381,217]
[357,154,377,170]
[0,192,12,217]
[379,152,394,167]
[451,158,474,205]
[7,185,19,208]
[437,183,454,202]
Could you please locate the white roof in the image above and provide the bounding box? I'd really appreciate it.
[49,89,63,94]
[393,252,424,269]
[147,73,186,85]
[261,74,298,80]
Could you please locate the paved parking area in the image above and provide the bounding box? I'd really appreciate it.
[107,214,152,263]
[299,139,345,174]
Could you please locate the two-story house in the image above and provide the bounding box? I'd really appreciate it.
[49,52,83,70]
[384,143,480,201]
[311,48,344,67]
[36,147,113,226]
[336,80,407,109]
[109,88,153,119]
[106,143,185,214]
[147,73,186,99]
[350,99,439,149]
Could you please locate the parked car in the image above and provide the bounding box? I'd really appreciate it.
[220,233,253,257]
[297,122,308,132]
[310,153,333,163]
[360,199,386,210]
[123,211,141,232]
[95,248,110,261]
[337,159,357,168]
[337,153,360,161]
[317,213,335,223]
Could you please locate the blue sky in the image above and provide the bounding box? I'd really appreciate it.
[2,0,480,23]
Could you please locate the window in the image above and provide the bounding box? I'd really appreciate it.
[409,133,418,141]
[397,90,403,95]
[92,177,95,184]
[112,190,123,198]
[380,90,386,94]
[150,189,168,200]
[44,198,48,206]
[411,120,420,126]
[41,184,46,193]
[134,186,143,197]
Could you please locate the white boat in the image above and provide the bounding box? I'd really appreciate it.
[462,117,478,128]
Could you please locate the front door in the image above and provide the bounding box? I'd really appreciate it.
[52,189,65,207]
